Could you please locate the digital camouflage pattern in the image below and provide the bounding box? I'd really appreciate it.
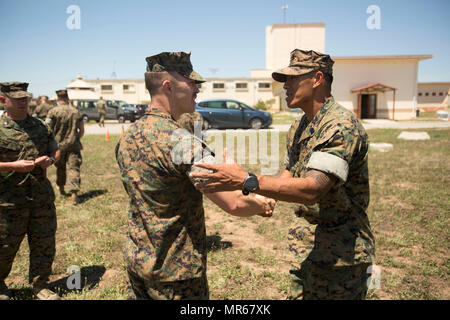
[127,269,209,300]
[285,96,375,268]
[0,204,57,287]
[33,103,53,120]
[272,49,334,83]
[289,261,371,300]
[146,52,205,84]
[0,114,58,208]
[177,111,203,134]
[0,82,33,99]
[46,104,83,192]
[116,108,212,299]
[55,89,68,100]
[0,114,58,287]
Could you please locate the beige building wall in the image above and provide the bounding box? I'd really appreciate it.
[265,23,325,70]
[332,56,430,120]
[417,82,450,110]
[83,78,275,107]
[197,78,274,107]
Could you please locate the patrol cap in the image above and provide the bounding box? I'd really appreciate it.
[0,82,33,99]
[56,89,69,100]
[272,49,334,83]
[145,51,205,84]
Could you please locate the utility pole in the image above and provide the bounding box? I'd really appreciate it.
[282,4,288,23]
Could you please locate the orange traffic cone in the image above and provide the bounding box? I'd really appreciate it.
[105,128,110,141]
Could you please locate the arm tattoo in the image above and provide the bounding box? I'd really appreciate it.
[305,169,336,197]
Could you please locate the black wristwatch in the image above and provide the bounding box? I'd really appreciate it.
[49,156,56,165]
[242,172,259,195]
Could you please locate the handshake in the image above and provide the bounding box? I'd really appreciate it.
[253,194,276,218]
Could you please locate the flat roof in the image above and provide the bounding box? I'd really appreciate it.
[334,54,432,61]
[271,23,325,28]
[418,82,450,85]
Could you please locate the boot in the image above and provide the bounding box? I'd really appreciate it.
[0,281,12,300]
[33,286,61,300]
[71,192,79,205]
[59,186,68,197]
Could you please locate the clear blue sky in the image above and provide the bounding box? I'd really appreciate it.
[1,0,449,97]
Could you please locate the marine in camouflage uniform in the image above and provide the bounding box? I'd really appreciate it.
[0,82,60,300]
[33,96,53,121]
[190,50,376,300]
[46,90,84,204]
[116,52,210,300]
[116,52,274,300]
[96,97,107,127]
[283,95,375,300]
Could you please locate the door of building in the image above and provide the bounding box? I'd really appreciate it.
[361,94,377,119]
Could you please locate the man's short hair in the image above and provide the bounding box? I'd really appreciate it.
[323,72,333,90]
[145,71,178,96]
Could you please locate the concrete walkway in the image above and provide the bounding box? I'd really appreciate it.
[84,119,450,135]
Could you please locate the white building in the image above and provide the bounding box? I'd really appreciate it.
[71,23,433,120]
[417,82,450,111]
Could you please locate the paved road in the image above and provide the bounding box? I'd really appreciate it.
[84,119,450,135]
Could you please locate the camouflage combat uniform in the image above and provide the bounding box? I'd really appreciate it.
[46,103,83,194]
[285,96,375,300]
[0,114,59,287]
[96,99,107,127]
[33,102,53,121]
[116,108,211,300]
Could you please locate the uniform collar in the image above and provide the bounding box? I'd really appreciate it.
[145,107,175,121]
[298,96,335,142]
[1,113,34,129]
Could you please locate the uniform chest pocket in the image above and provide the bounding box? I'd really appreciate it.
[0,140,24,162]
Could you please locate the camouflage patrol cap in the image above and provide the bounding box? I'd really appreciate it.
[272,49,334,82]
[145,51,205,83]
[56,89,69,99]
[0,82,33,99]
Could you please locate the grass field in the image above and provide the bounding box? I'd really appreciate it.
[5,127,450,300]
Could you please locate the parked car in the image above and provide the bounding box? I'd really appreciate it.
[111,100,141,122]
[195,99,272,129]
[75,99,135,123]
[129,103,150,119]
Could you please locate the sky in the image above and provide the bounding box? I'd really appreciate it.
[0,0,449,97]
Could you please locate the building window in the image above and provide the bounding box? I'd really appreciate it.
[418,93,422,96]
[432,92,436,96]
[439,92,443,96]
[213,83,225,91]
[235,83,248,91]
[425,92,429,96]
[258,82,271,91]
[123,84,135,93]
[101,85,113,93]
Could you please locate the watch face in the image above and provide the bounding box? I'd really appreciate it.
[247,177,258,191]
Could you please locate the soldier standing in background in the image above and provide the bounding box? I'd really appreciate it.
[96,96,107,127]
[27,96,37,116]
[191,50,376,300]
[116,52,274,300]
[0,82,60,300]
[33,96,53,121]
[46,90,84,205]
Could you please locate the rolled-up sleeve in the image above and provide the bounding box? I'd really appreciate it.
[306,124,365,184]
